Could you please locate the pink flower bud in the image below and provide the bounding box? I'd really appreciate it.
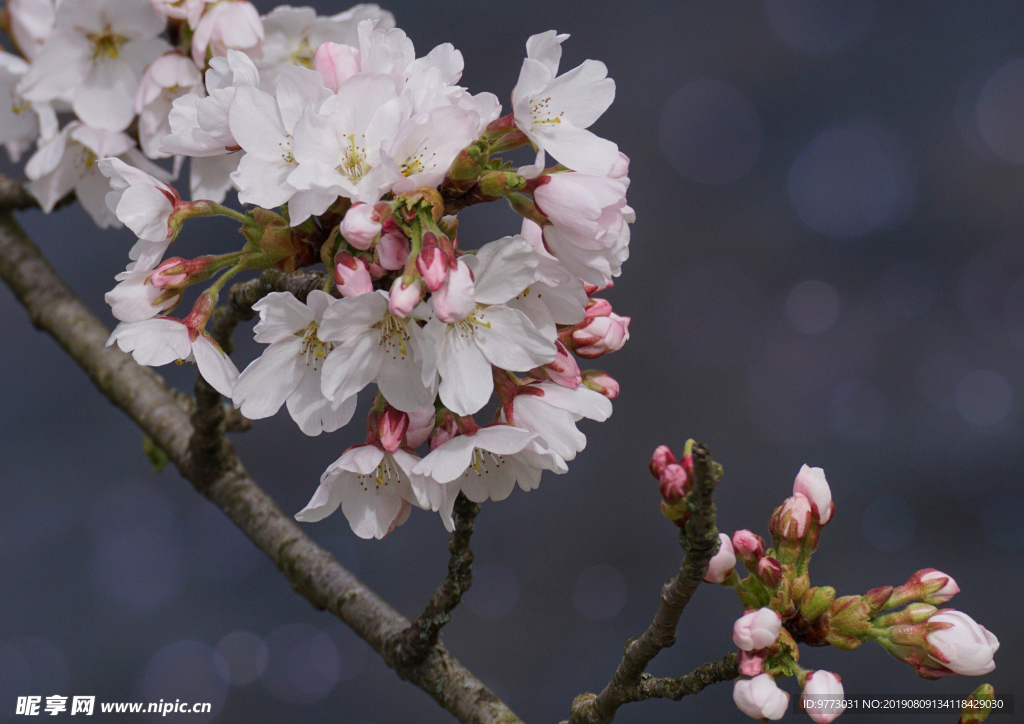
[732,530,766,561]
[757,557,783,588]
[416,235,450,292]
[377,407,409,453]
[150,257,190,289]
[571,313,630,358]
[925,611,999,676]
[431,259,476,323]
[649,445,676,478]
[313,41,360,92]
[334,252,373,297]
[583,278,613,295]
[704,533,736,584]
[737,650,767,677]
[376,229,410,271]
[585,297,614,317]
[658,463,689,502]
[733,674,789,721]
[732,608,782,651]
[801,671,845,723]
[535,340,581,388]
[340,203,381,250]
[793,464,834,525]
[429,411,459,450]
[770,493,813,541]
[917,569,960,604]
[389,276,422,318]
[581,370,619,399]
[404,406,435,448]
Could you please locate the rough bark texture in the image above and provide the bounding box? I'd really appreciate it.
[566,444,724,724]
[0,209,523,724]
[395,493,481,669]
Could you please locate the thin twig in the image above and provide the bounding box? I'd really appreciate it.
[630,653,738,701]
[567,443,723,724]
[0,208,523,724]
[395,493,481,669]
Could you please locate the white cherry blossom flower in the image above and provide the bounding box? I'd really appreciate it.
[161,50,260,158]
[287,73,409,204]
[98,157,180,242]
[426,236,557,416]
[0,52,56,162]
[317,290,437,413]
[257,4,394,88]
[17,0,170,132]
[413,423,567,530]
[151,0,211,28]
[528,168,632,284]
[191,0,264,65]
[107,316,238,397]
[25,122,168,226]
[502,381,612,465]
[511,30,618,176]
[8,0,59,61]
[228,64,335,223]
[295,443,432,540]
[232,291,358,436]
[380,104,481,195]
[135,52,204,159]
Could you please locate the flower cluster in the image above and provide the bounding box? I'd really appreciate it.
[1,1,632,539]
[650,448,1000,722]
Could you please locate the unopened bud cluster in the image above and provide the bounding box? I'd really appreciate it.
[647,452,1001,722]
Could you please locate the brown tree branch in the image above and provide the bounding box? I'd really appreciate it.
[567,444,723,724]
[628,653,738,702]
[0,176,75,212]
[394,493,481,669]
[0,208,523,724]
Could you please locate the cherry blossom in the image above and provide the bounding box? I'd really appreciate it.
[511,31,618,176]
[294,442,431,540]
[17,0,169,132]
[232,291,358,436]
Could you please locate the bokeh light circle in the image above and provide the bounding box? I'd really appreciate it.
[142,641,228,723]
[976,58,1024,164]
[788,123,916,237]
[658,79,761,184]
[786,280,840,335]
[762,0,875,56]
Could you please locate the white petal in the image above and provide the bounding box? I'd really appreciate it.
[412,435,478,485]
[318,291,388,342]
[437,328,493,415]
[319,332,383,402]
[251,292,314,342]
[108,318,190,366]
[286,366,357,436]
[232,337,305,419]
[74,58,138,132]
[472,236,538,305]
[535,124,619,176]
[473,305,556,371]
[192,335,240,397]
[294,472,344,522]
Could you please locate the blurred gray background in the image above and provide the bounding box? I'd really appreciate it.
[1,0,1022,721]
